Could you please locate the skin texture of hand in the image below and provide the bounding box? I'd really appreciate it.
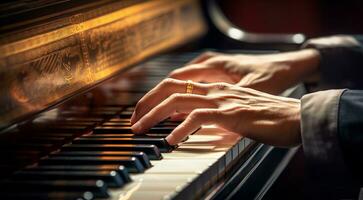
[131,79,301,147]
[169,49,320,95]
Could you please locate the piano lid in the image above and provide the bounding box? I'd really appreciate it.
[0,0,207,131]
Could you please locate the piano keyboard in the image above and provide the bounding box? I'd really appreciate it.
[0,50,255,200]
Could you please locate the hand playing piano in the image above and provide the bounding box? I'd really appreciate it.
[131,78,301,147]
[169,49,320,94]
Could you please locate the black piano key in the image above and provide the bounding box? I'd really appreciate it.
[0,180,108,198]
[51,125,91,131]
[93,126,133,134]
[119,110,133,118]
[24,132,76,138]
[1,191,94,200]
[102,121,177,128]
[62,117,104,122]
[29,125,90,133]
[144,133,170,137]
[40,156,145,173]
[140,127,176,133]
[0,150,44,167]
[0,150,43,158]
[73,137,173,152]
[102,122,131,126]
[23,136,74,143]
[52,151,151,168]
[154,124,178,128]
[124,107,135,111]
[33,121,96,127]
[0,143,56,152]
[12,170,124,187]
[84,133,169,138]
[26,165,131,183]
[94,126,174,134]
[62,144,162,160]
[158,121,181,126]
[60,110,118,117]
[108,118,130,122]
[89,111,119,116]
[0,156,38,166]
[90,107,123,112]
[16,137,66,145]
[56,121,97,126]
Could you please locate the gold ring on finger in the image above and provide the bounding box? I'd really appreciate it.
[186,80,194,94]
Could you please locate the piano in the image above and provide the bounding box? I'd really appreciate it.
[0,0,306,199]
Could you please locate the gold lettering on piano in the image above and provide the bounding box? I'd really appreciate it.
[0,0,206,129]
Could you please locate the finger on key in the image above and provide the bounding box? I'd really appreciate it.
[132,94,216,134]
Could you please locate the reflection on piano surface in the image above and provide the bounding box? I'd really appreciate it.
[0,0,303,199]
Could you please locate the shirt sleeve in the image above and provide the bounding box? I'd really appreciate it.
[300,89,352,186]
[299,35,363,197]
[300,89,363,197]
[302,35,363,89]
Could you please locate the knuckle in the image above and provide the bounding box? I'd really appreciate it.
[189,108,216,120]
[189,109,204,119]
[164,78,174,84]
[169,93,184,102]
[160,78,175,88]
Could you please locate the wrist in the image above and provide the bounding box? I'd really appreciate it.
[264,49,321,92]
[279,98,302,146]
[286,48,321,83]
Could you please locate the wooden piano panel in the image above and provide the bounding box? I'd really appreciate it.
[0,0,206,131]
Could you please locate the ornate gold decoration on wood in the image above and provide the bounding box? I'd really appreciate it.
[0,0,206,130]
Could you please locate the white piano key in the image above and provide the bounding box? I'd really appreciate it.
[115,191,178,200]
[232,144,239,160]
[109,175,194,200]
[148,159,214,174]
[238,139,245,154]
[162,150,225,160]
[107,126,247,200]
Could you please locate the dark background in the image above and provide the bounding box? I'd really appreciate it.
[218,0,363,38]
[216,1,363,199]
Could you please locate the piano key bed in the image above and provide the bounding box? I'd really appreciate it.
[0,51,257,200]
